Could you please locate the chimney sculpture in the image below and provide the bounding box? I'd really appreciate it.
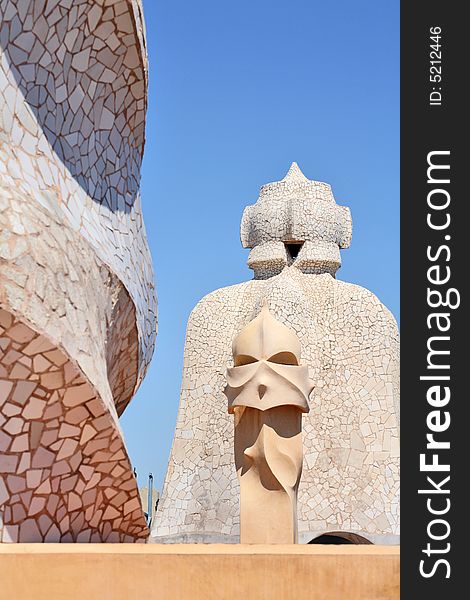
[153,163,399,545]
[225,305,313,543]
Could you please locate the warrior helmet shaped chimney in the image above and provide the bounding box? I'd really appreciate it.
[240,163,352,278]
[225,304,313,414]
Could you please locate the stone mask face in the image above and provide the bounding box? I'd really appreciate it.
[225,305,313,413]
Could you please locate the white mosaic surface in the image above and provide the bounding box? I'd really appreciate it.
[242,163,352,278]
[0,0,155,541]
[152,164,399,544]
[0,0,156,386]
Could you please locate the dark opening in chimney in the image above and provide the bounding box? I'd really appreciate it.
[285,242,304,261]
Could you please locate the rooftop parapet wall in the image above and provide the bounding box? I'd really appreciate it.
[0,544,400,600]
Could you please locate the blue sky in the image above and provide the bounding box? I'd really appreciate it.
[121,0,400,491]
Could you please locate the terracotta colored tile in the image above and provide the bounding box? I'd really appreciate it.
[0,454,19,473]
[12,503,27,524]
[64,405,89,425]
[43,349,68,367]
[33,355,52,372]
[9,363,31,378]
[2,349,22,365]
[51,460,72,477]
[10,432,29,452]
[63,382,95,407]
[12,380,37,405]
[40,370,64,390]
[17,452,30,473]
[40,429,58,446]
[38,514,53,535]
[26,469,43,488]
[2,402,21,417]
[44,524,61,542]
[0,309,13,329]
[43,402,62,420]
[4,416,23,435]
[86,398,105,417]
[19,518,42,542]
[6,475,26,494]
[22,397,46,419]
[22,337,56,356]
[102,505,120,520]
[46,494,60,516]
[7,322,36,343]
[31,447,55,468]
[79,423,97,444]
[36,478,51,494]
[28,496,46,516]
[58,423,80,438]
[59,515,70,534]
[0,380,14,402]
[67,492,82,512]
[29,422,44,450]
[56,438,78,460]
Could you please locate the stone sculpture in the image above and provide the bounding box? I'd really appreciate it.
[153,163,399,545]
[0,1,156,542]
[225,304,313,543]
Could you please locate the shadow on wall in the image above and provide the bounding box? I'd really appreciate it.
[0,0,147,214]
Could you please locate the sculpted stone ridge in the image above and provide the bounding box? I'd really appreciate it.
[225,306,313,544]
[1,0,154,542]
[152,164,399,545]
[232,302,303,362]
[226,305,312,414]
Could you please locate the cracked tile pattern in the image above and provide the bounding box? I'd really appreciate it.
[152,165,399,545]
[0,0,154,541]
[242,162,352,278]
[0,310,147,542]
[0,0,156,385]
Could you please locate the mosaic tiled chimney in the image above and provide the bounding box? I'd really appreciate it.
[152,163,399,545]
[0,0,157,542]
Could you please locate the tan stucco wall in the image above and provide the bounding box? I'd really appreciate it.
[0,543,399,600]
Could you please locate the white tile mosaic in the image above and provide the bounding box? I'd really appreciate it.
[152,164,399,545]
[1,0,154,543]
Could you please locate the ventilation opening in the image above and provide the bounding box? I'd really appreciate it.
[285,242,304,261]
[309,533,372,545]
